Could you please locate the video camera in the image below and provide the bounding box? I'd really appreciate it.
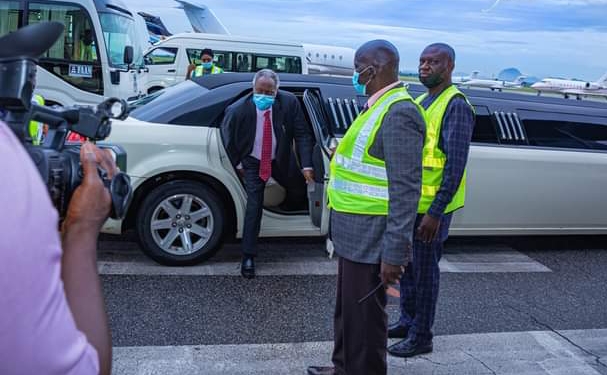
[0,22,132,219]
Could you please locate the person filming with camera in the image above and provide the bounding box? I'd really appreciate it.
[0,134,114,375]
[0,22,127,375]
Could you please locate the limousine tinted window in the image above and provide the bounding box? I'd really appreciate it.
[523,119,607,150]
[471,105,499,144]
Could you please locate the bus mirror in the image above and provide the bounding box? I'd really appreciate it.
[123,46,134,66]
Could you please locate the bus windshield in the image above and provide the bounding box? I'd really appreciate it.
[99,12,144,69]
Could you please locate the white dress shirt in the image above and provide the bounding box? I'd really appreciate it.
[251,108,276,160]
[236,107,312,172]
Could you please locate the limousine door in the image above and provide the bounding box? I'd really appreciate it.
[302,89,332,230]
[302,88,362,233]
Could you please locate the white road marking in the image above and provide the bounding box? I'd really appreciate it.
[112,329,607,375]
[98,248,550,276]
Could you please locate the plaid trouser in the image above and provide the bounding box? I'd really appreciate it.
[398,213,452,342]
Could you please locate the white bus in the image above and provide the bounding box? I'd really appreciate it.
[143,33,307,94]
[0,0,147,106]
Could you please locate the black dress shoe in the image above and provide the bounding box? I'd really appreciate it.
[241,256,255,279]
[388,321,409,338]
[388,335,433,358]
[307,366,335,375]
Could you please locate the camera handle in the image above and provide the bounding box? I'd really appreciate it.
[75,164,132,220]
[100,169,133,220]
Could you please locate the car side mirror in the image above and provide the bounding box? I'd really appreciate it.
[123,46,134,65]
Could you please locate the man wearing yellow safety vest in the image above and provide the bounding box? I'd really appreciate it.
[186,48,223,80]
[387,43,475,358]
[29,94,45,145]
[308,40,425,375]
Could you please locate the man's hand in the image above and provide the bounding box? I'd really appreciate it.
[303,169,315,184]
[62,142,117,235]
[186,63,196,80]
[416,213,441,243]
[60,142,117,375]
[380,262,405,286]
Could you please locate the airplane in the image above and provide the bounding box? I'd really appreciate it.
[137,11,172,44]
[174,0,230,35]
[531,72,607,100]
[459,74,526,91]
[136,0,354,76]
[302,43,354,76]
[453,71,479,84]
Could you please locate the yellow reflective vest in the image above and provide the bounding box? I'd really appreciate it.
[192,64,223,78]
[29,94,44,146]
[80,40,94,61]
[416,85,473,214]
[328,86,422,215]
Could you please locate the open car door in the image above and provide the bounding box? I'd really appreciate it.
[302,88,360,230]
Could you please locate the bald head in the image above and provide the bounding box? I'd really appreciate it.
[355,40,400,76]
[423,43,455,63]
[353,40,400,96]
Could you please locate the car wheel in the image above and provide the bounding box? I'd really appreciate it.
[137,180,224,265]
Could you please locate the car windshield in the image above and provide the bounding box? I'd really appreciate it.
[99,12,145,68]
[130,80,210,123]
[127,89,165,112]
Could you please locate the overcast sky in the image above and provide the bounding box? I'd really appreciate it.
[125,0,607,81]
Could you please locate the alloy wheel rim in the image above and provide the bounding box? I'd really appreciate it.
[150,194,214,255]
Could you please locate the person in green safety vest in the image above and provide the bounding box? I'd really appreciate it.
[186,48,223,79]
[387,43,475,359]
[28,94,45,145]
[308,40,425,375]
[79,29,95,61]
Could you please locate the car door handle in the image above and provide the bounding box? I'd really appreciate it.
[167,69,176,73]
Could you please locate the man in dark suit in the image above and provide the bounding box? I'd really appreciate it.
[307,40,425,375]
[221,69,314,279]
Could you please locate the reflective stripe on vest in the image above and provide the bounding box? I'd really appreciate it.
[415,85,473,214]
[193,64,223,77]
[333,154,387,180]
[328,86,421,215]
[329,179,388,199]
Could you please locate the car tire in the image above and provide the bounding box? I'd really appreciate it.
[136,180,224,266]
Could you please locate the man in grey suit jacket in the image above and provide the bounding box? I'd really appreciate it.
[221,69,314,279]
[308,41,425,375]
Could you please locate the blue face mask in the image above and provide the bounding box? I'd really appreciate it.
[352,66,372,95]
[202,61,213,70]
[252,94,275,110]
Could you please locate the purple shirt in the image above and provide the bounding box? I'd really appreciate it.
[0,122,99,374]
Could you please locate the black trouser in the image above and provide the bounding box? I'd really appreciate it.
[241,155,308,256]
[241,156,272,256]
[398,213,452,342]
[332,257,388,375]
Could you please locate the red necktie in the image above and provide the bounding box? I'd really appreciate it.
[259,110,272,181]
